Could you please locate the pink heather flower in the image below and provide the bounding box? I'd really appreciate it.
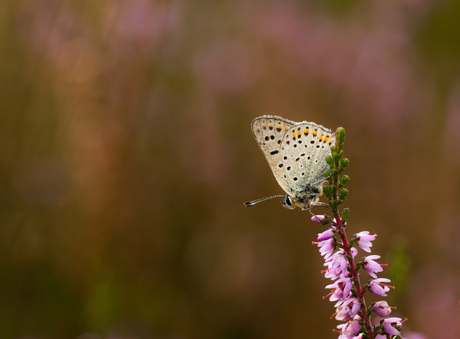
[311,215,327,223]
[317,228,334,241]
[363,255,384,278]
[382,317,403,336]
[355,231,376,252]
[315,238,335,258]
[335,297,360,321]
[325,276,353,301]
[324,251,348,279]
[369,278,393,296]
[337,319,361,338]
[372,300,392,317]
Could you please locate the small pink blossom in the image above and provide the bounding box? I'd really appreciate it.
[317,228,334,241]
[325,276,353,301]
[337,319,361,338]
[363,255,384,278]
[355,231,376,252]
[372,300,392,317]
[314,238,335,258]
[382,317,403,336]
[369,278,393,296]
[334,297,360,321]
[324,251,349,279]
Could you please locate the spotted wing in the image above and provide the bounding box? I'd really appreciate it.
[279,121,335,195]
[251,115,295,195]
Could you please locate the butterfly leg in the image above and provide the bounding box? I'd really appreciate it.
[306,201,332,219]
[302,196,330,217]
[308,195,331,210]
[311,201,330,208]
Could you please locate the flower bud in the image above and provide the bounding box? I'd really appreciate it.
[311,215,327,223]
[372,300,392,317]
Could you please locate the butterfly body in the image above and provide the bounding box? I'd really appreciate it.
[249,115,336,211]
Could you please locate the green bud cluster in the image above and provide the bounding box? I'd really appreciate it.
[323,127,350,219]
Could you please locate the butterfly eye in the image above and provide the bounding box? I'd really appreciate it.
[282,195,295,209]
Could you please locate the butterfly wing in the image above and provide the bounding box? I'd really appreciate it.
[251,116,295,195]
[280,121,336,195]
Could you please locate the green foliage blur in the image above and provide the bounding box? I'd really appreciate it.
[1,1,460,338]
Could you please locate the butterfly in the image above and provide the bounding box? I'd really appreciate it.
[245,115,336,211]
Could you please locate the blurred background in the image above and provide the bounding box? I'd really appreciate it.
[1,0,459,338]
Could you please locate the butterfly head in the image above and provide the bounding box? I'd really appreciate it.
[246,185,324,211]
[282,192,322,211]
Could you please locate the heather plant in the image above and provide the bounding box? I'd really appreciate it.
[245,117,406,338]
[313,128,405,339]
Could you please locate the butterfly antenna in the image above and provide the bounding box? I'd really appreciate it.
[244,195,285,207]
